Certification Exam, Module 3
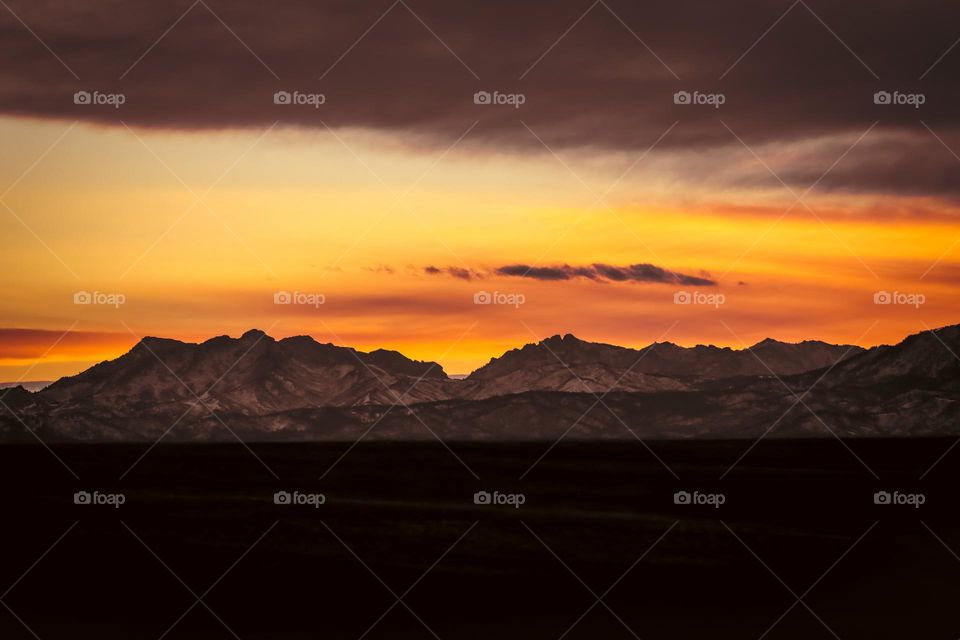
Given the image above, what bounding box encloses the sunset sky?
[2,0,960,380]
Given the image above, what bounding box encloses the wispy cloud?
[423,265,482,280]
[496,263,716,286]
[419,262,717,286]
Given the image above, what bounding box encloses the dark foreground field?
[1,439,959,639]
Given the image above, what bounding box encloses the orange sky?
[1,116,958,380]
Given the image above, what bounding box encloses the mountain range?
[1,325,957,441]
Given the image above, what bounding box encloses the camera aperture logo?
[74,490,126,508]
[274,290,325,308]
[273,490,326,508]
[473,490,525,509]
[273,90,326,109]
[474,290,525,308]
[473,90,526,109]
[74,290,126,308]
[873,490,924,508]
[673,490,725,508]
[73,90,126,109]
[674,290,725,308]
[873,90,924,108]
[674,90,725,109]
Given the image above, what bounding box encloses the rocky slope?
[37,329,455,415]
[1,325,955,441]
[459,334,863,398]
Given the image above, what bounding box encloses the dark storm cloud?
[496,263,717,286]
[3,0,960,195]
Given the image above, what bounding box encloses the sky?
[1,0,960,379]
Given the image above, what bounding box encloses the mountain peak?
[240,328,271,342]
[278,334,319,347]
[362,348,448,380]
[652,341,683,350]
[0,385,35,414]
[137,336,184,349]
[750,337,784,348]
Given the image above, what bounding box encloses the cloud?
[3,0,960,197]
[496,264,596,281]
[423,265,480,280]
[420,262,717,285]
[495,263,716,286]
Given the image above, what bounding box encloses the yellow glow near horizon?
[1,116,959,381]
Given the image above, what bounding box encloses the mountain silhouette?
[1,325,956,441]
[38,329,452,414]
[460,333,862,398]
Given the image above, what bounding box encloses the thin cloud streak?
[496,263,717,286]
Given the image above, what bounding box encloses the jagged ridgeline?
[1,325,957,441]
